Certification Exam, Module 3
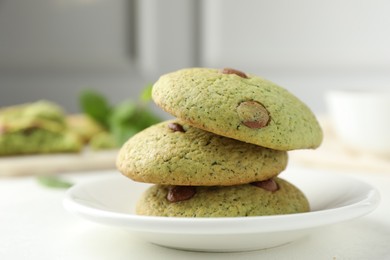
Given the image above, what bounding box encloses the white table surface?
[1,163,390,260]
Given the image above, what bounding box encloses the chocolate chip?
[251,179,279,192]
[220,68,248,78]
[237,101,270,129]
[168,122,186,132]
[167,186,196,202]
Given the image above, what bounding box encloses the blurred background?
[1,0,390,114]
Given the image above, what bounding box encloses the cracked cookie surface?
[116,119,287,186]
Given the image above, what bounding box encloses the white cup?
[325,89,390,157]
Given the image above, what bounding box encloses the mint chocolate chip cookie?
[136,177,310,217]
[116,119,287,186]
[0,100,82,155]
[152,67,323,151]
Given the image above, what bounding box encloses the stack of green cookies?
[116,68,323,217]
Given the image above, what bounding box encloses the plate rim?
[63,170,380,235]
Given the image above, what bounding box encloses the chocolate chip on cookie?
[237,101,270,129]
[251,179,279,192]
[167,186,196,202]
[168,122,186,132]
[220,68,248,78]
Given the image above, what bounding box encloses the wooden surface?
[290,118,390,173]
[0,149,118,177]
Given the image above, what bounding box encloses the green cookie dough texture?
[152,68,323,150]
[136,177,310,217]
[116,119,287,186]
[0,100,82,155]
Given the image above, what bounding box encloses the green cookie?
[152,67,323,151]
[116,119,287,186]
[136,177,310,217]
[0,100,82,155]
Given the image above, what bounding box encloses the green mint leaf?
[109,100,137,124]
[79,90,111,128]
[130,107,161,130]
[36,175,73,189]
[108,101,161,145]
[139,84,153,102]
[108,100,138,145]
[110,124,139,145]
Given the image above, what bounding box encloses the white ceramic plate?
[63,169,380,252]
